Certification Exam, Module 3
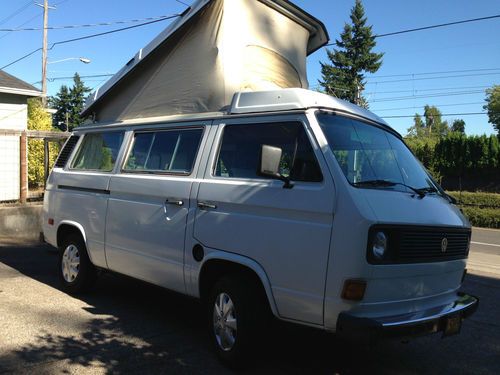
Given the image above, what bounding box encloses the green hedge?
[446,191,500,228]
[460,207,500,229]
[447,191,500,208]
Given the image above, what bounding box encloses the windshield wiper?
[352,179,436,198]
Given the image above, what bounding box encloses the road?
[0,228,499,374]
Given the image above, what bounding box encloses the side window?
[71,131,124,172]
[215,122,323,182]
[124,128,203,174]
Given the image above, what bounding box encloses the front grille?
[367,225,471,264]
[399,229,470,262]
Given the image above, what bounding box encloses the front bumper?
[336,292,478,342]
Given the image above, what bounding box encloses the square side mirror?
[260,145,282,177]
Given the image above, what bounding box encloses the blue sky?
[1,0,499,135]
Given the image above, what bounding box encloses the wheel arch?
[198,252,280,318]
[57,221,87,249]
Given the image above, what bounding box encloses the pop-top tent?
[82,0,329,122]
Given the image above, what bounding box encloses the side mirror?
[447,193,458,204]
[259,145,293,189]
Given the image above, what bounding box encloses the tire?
[58,233,96,294]
[207,274,269,368]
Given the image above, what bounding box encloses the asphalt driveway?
[0,238,499,374]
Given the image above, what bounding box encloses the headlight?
[372,231,387,259]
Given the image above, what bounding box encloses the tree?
[50,73,91,131]
[319,0,383,108]
[407,113,425,137]
[423,105,449,137]
[451,119,465,133]
[484,85,500,136]
[27,98,60,186]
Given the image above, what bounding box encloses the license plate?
[443,315,462,337]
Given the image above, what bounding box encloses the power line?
[325,14,500,46]
[0,14,181,32]
[365,85,490,95]
[32,73,115,84]
[366,72,500,85]
[0,14,181,70]
[381,112,491,119]
[366,67,500,79]
[371,102,486,112]
[0,12,42,40]
[375,14,500,38]
[369,90,485,103]
[0,1,32,27]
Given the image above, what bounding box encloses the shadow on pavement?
[0,242,499,374]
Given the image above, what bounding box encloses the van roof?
[77,89,390,130]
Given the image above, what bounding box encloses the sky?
[1,0,499,136]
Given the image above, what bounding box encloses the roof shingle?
[0,70,40,93]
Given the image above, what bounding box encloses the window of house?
[123,128,203,174]
[71,131,124,172]
[215,122,322,182]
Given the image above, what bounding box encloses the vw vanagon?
[43,88,478,365]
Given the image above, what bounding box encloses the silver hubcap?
[213,292,237,351]
[62,244,80,283]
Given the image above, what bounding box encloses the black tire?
[207,274,269,368]
[58,233,96,294]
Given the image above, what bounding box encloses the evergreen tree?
[50,73,91,131]
[319,0,383,108]
[484,85,500,136]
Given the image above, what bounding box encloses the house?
[0,70,42,201]
[82,0,328,122]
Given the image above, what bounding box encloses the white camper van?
[43,88,477,364]
[42,0,477,366]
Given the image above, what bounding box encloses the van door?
[193,117,335,325]
[105,126,206,293]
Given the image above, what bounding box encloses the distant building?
[0,70,41,201]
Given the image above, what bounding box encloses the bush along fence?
[406,133,500,192]
[447,191,500,229]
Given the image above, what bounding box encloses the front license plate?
[443,315,462,337]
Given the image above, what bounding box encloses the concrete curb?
[0,204,42,241]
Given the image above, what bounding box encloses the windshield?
[316,112,440,195]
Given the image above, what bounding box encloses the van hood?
[358,189,469,227]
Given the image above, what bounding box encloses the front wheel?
[58,233,96,294]
[207,275,269,368]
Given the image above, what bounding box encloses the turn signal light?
[342,279,367,301]
[48,218,54,225]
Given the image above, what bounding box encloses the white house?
[0,70,42,201]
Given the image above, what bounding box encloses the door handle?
[197,201,217,210]
[165,198,184,206]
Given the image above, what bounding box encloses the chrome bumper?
[336,293,478,341]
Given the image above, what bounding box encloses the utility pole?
[41,0,48,106]
[38,0,56,106]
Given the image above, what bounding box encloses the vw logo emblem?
[441,238,448,253]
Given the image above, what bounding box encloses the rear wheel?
[207,275,269,368]
[59,233,96,294]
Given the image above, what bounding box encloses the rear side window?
[71,131,124,172]
[215,122,322,182]
[123,128,203,174]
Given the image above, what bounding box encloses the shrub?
[27,98,60,187]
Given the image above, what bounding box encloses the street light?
[47,57,91,64]
[42,57,91,105]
